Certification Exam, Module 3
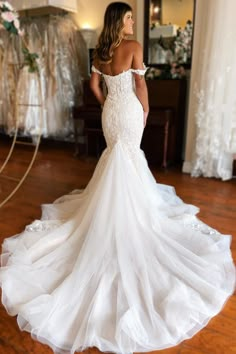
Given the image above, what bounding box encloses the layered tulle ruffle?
[1,141,235,354]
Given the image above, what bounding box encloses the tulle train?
[0,141,235,354]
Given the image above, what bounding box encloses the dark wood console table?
[142,79,187,166]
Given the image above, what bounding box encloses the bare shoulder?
[127,40,144,69]
[123,39,142,52]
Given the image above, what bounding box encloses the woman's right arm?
[90,64,105,106]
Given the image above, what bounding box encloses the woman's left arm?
[131,41,149,122]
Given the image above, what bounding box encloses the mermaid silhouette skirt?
[0,68,235,354]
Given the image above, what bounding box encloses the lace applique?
[183,218,219,236]
[25,219,64,232]
[101,70,144,166]
[191,73,236,181]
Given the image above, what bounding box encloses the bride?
[0,2,235,354]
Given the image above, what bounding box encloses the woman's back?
[96,39,139,76]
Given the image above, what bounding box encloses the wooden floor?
[0,139,235,354]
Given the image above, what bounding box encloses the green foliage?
[3,20,18,34]
[22,47,39,73]
[0,1,39,73]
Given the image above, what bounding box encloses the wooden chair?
[73,80,105,157]
[142,107,174,168]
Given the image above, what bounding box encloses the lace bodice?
[91,65,146,97]
[91,65,147,155]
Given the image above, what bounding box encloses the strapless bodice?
[103,70,136,97]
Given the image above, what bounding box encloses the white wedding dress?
[0,66,235,354]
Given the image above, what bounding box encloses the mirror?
[144,0,195,67]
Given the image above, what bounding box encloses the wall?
[73,0,137,43]
[136,0,144,44]
[162,0,194,27]
[182,0,199,173]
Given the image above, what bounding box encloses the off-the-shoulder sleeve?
[131,64,147,76]
[91,65,102,75]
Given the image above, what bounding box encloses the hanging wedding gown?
[0,66,235,354]
[0,15,86,137]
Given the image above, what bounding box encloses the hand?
[143,111,149,127]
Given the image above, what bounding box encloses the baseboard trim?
[182,161,192,174]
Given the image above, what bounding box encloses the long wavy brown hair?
[93,2,132,64]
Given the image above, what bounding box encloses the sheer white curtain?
[189,0,236,180]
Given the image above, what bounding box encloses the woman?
[0,2,235,354]
[90,2,149,126]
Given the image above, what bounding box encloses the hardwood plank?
[206,313,236,337]
[138,348,180,354]
[180,346,210,354]
[220,296,236,320]
[182,328,236,354]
